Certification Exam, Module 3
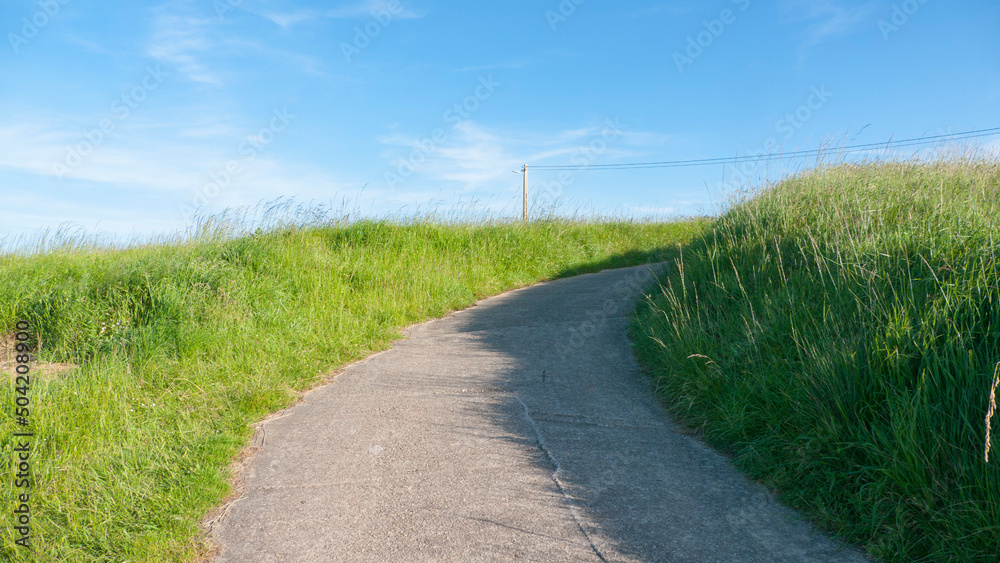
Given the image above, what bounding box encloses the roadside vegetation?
[8,155,997,562]
[632,157,1000,561]
[0,213,704,561]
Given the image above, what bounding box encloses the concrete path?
[209,264,871,562]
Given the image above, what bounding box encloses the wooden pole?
[522,164,528,223]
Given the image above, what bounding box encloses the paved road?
[210,264,871,562]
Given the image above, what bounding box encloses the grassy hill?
[0,219,703,561]
[632,158,1000,561]
[6,157,998,561]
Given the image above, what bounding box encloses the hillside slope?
[0,219,702,561]
[632,159,1000,561]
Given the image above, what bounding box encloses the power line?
[529,126,1000,171]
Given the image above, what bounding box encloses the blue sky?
[1,0,998,244]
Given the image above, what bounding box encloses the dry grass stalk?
[986,363,999,463]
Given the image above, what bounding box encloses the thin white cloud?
[248,1,424,28]
[0,116,354,206]
[147,3,341,84]
[808,3,874,41]
[378,120,674,190]
[0,123,71,176]
[147,6,221,85]
[61,35,113,55]
[0,120,368,242]
[0,122,214,192]
[0,116,670,205]
[782,0,878,59]
[629,4,692,18]
[263,10,317,28]
[1,196,187,245]
[454,49,572,73]
[379,121,516,187]
[520,124,671,153]
[431,123,514,185]
[178,123,245,139]
[453,59,533,73]
[326,0,424,20]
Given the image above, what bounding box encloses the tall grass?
[0,215,704,561]
[632,158,1000,561]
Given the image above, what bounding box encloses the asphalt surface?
[210,263,871,562]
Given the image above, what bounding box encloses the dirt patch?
[1,332,77,382]
[0,332,15,364]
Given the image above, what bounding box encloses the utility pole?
[522,164,528,223]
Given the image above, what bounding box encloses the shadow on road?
[443,262,870,562]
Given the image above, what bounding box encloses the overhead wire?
[528,126,1000,171]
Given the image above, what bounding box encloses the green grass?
[0,216,704,561]
[632,158,1000,561]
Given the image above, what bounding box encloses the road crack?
[513,393,608,563]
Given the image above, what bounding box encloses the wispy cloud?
[223,35,336,79]
[245,1,422,31]
[628,4,693,18]
[378,120,672,190]
[0,123,75,177]
[61,35,113,55]
[263,10,318,28]
[177,122,245,139]
[782,0,877,59]
[147,6,221,85]
[326,0,423,20]
[0,114,351,201]
[379,122,515,187]
[147,2,340,83]
[0,114,368,240]
[0,120,215,191]
[453,59,534,73]
[453,49,573,73]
